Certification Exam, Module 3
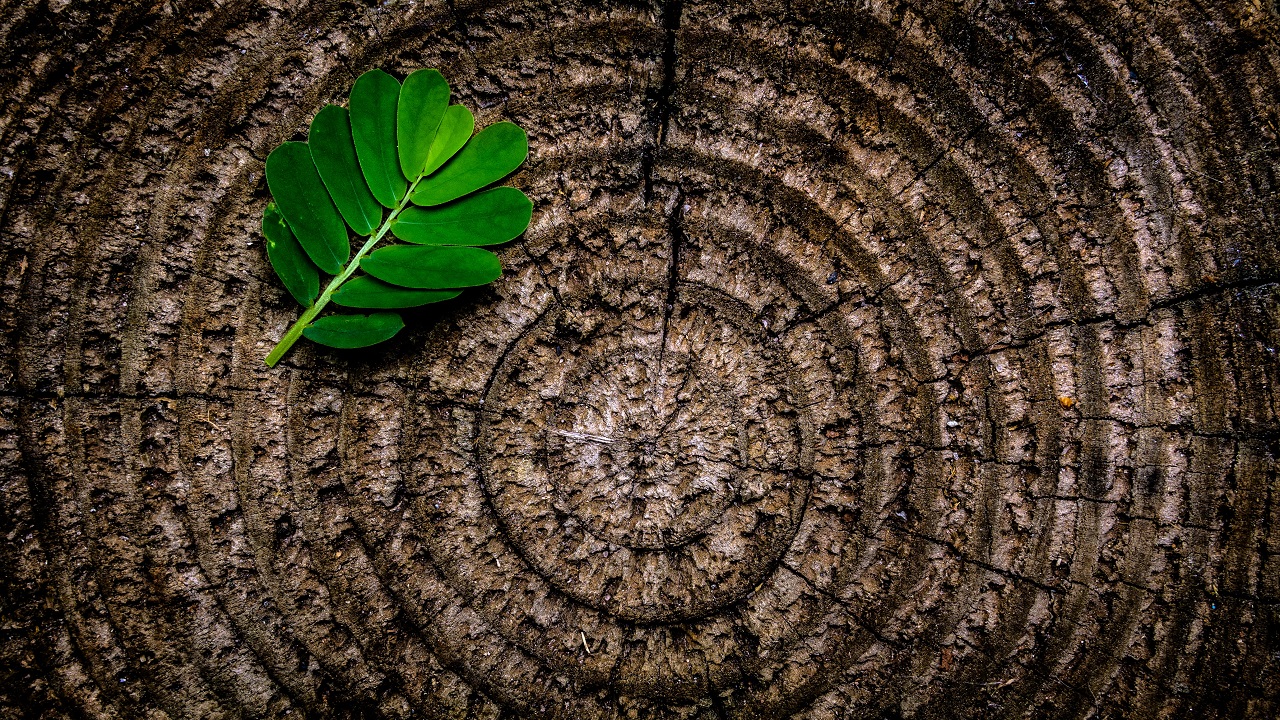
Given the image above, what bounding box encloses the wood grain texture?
[1,1,1278,718]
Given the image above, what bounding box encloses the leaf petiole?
[264,177,423,367]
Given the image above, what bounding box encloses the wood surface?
[1,1,1278,718]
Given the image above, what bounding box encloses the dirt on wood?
[1,1,1278,718]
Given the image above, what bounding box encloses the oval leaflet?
[262,202,319,306]
[361,245,504,289]
[303,312,405,349]
[391,187,533,246]
[332,276,463,309]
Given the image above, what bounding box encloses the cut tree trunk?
[1,1,1278,718]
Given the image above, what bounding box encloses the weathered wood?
[1,1,1278,718]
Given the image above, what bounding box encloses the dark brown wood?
[2,1,1278,718]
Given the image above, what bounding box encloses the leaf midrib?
[264,173,425,367]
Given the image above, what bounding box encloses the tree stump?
[2,1,1278,718]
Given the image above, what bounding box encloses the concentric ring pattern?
[2,1,1279,718]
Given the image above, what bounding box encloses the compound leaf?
[262,68,533,366]
[391,187,532,245]
[262,202,320,305]
[309,104,382,236]
[265,141,348,274]
[421,104,474,177]
[332,275,462,308]
[350,69,407,208]
[303,312,404,348]
[361,245,502,288]
[412,121,527,206]
[398,69,450,180]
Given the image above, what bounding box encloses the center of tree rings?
[477,284,813,622]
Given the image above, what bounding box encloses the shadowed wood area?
[1,0,1279,718]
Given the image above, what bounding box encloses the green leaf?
[350,69,407,208]
[391,187,532,246]
[265,141,349,274]
[421,104,474,177]
[397,69,450,180]
[262,68,533,367]
[361,245,502,288]
[411,121,528,206]
[303,312,404,348]
[262,202,320,305]
[332,275,462,308]
[309,105,383,236]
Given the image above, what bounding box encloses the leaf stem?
[264,178,422,366]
